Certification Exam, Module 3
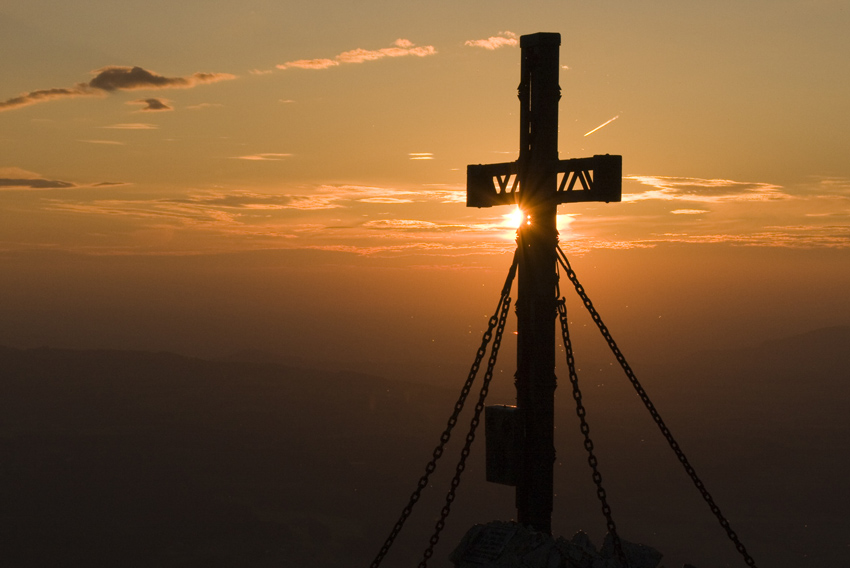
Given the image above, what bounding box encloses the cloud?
[232,153,292,161]
[0,167,45,179]
[173,192,295,210]
[359,197,414,204]
[363,219,440,230]
[0,66,235,112]
[670,209,709,215]
[311,184,463,206]
[88,66,234,91]
[625,176,789,203]
[630,228,850,249]
[281,59,340,70]
[796,176,850,199]
[79,139,126,145]
[409,152,434,160]
[186,102,223,110]
[128,98,172,112]
[464,31,518,50]
[174,190,343,211]
[277,39,436,70]
[102,123,159,130]
[50,199,240,227]
[362,219,469,232]
[0,86,98,112]
[0,177,75,190]
[34,183,504,256]
[0,167,123,190]
[54,185,458,225]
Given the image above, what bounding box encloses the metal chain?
[556,246,758,568]
[369,251,518,568]
[418,285,513,567]
[556,292,628,567]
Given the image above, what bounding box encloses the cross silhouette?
[467,32,622,534]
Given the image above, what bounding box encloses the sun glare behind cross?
[502,206,572,240]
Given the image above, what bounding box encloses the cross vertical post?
[467,32,622,535]
[514,32,560,535]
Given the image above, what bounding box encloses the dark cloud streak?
[0,169,127,191]
[89,67,232,92]
[0,66,235,112]
[0,85,95,111]
[0,177,76,190]
[129,98,173,112]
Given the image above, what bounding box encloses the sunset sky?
[2,0,849,379]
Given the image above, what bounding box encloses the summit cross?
[466,32,622,534]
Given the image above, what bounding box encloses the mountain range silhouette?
[1,326,847,567]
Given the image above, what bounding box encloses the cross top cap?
[519,32,561,48]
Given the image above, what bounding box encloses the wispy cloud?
[359,197,414,204]
[0,66,235,112]
[277,39,436,71]
[282,59,340,70]
[186,102,223,110]
[0,87,103,112]
[50,199,239,226]
[79,139,125,145]
[24,168,850,256]
[312,184,463,206]
[363,219,442,230]
[465,31,518,50]
[797,176,850,199]
[409,152,434,160]
[128,98,172,112]
[232,153,292,161]
[88,66,234,91]
[172,192,295,210]
[173,190,351,212]
[47,186,462,236]
[0,167,123,190]
[625,176,789,203]
[0,177,75,190]
[634,227,850,249]
[102,123,159,130]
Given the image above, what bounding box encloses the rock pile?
[450,521,666,568]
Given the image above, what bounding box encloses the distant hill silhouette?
[1,327,848,567]
[0,346,462,567]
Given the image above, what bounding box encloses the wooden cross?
[467,32,622,534]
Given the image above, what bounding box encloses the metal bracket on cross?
[467,154,622,208]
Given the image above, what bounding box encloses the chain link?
[369,252,518,568]
[556,291,628,567]
[418,290,513,567]
[556,246,758,568]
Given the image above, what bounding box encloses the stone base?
[449,521,665,568]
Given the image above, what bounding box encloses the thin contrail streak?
[584,115,619,137]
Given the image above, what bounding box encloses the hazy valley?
[1,326,848,567]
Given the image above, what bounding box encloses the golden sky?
[1,0,849,369]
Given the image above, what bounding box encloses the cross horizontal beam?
[466,154,622,208]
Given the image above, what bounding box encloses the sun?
[503,206,529,230]
[499,207,573,239]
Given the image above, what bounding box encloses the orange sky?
[1,1,849,374]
